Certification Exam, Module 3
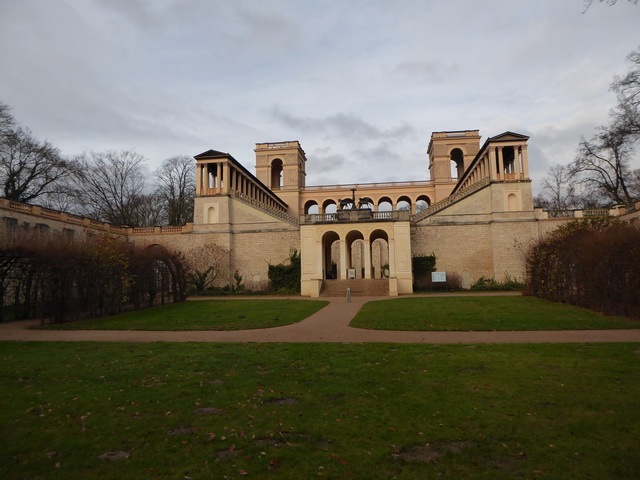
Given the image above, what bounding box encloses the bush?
[525,218,640,318]
[412,254,436,289]
[470,274,525,292]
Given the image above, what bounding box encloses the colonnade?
[196,159,288,213]
[458,144,529,191]
[305,196,431,215]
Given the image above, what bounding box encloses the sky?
[1,0,639,194]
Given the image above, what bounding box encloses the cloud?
[395,60,459,83]
[270,107,415,141]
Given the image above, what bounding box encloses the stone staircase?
[320,279,389,297]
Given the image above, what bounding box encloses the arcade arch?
[323,199,337,214]
[378,197,393,212]
[370,229,390,279]
[416,195,431,213]
[304,200,319,215]
[321,231,340,279]
[397,195,412,212]
[345,230,365,278]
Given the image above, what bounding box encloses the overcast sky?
[1,0,639,193]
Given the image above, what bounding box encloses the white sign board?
[348,269,356,279]
[431,271,447,283]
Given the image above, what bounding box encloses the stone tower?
[254,141,307,215]
[427,130,481,183]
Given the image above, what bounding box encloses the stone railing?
[304,179,433,191]
[129,224,194,235]
[546,208,613,219]
[300,209,410,224]
[230,189,298,226]
[1,198,129,234]
[1,198,194,236]
[412,177,491,222]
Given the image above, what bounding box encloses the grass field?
[39,299,328,331]
[1,341,639,479]
[350,296,640,331]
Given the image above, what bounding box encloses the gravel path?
[1,292,639,344]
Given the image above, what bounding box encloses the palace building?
[2,129,638,296]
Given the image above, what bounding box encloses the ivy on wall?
[268,249,301,293]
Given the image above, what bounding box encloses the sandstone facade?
[3,129,638,296]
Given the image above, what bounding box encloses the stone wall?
[128,228,300,290]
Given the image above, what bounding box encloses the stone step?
[320,279,389,297]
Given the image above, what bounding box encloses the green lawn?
[350,296,640,331]
[40,299,328,331]
[1,341,639,479]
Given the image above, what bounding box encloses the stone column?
[388,237,396,278]
[222,162,230,194]
[363,238,372,279]
[497,147,504,181]
[522,145,529,178]
[514,146,522,178]
[339,239,348,280]
[196,163,203,195]
[488,151,497,181]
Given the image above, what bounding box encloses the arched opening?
[321,231,340,279]
[323,199,338,214]
[450,148,464,179]
[304,200,319,215]
[397,195,412,212]
[508,193,518,211]
[270,158,283,190]
[345,230,365,279]
[416,195,431,213]
[370,229,390,279]
[378,197,393,212]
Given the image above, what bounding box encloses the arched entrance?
[321,231,340,279]
[345,230,365,279]
[300,221,413,297]
[370,229,390,279]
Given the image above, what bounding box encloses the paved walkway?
[1,292,639,344]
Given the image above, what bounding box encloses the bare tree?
[538,164,579,211]
[74,150,150,226]
[0,102,75,203]
[583,0,638,11]
[131,192,167,227]
[0,102,15,137]
[561,48,640,207]
[611,47,640,138]
[572,127,637,206]
[153,155,195,225]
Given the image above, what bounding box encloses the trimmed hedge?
[525,217,640,319]
[1,230,187,323]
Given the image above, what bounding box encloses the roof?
[486,131,530,143]
[193,149,231,160]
